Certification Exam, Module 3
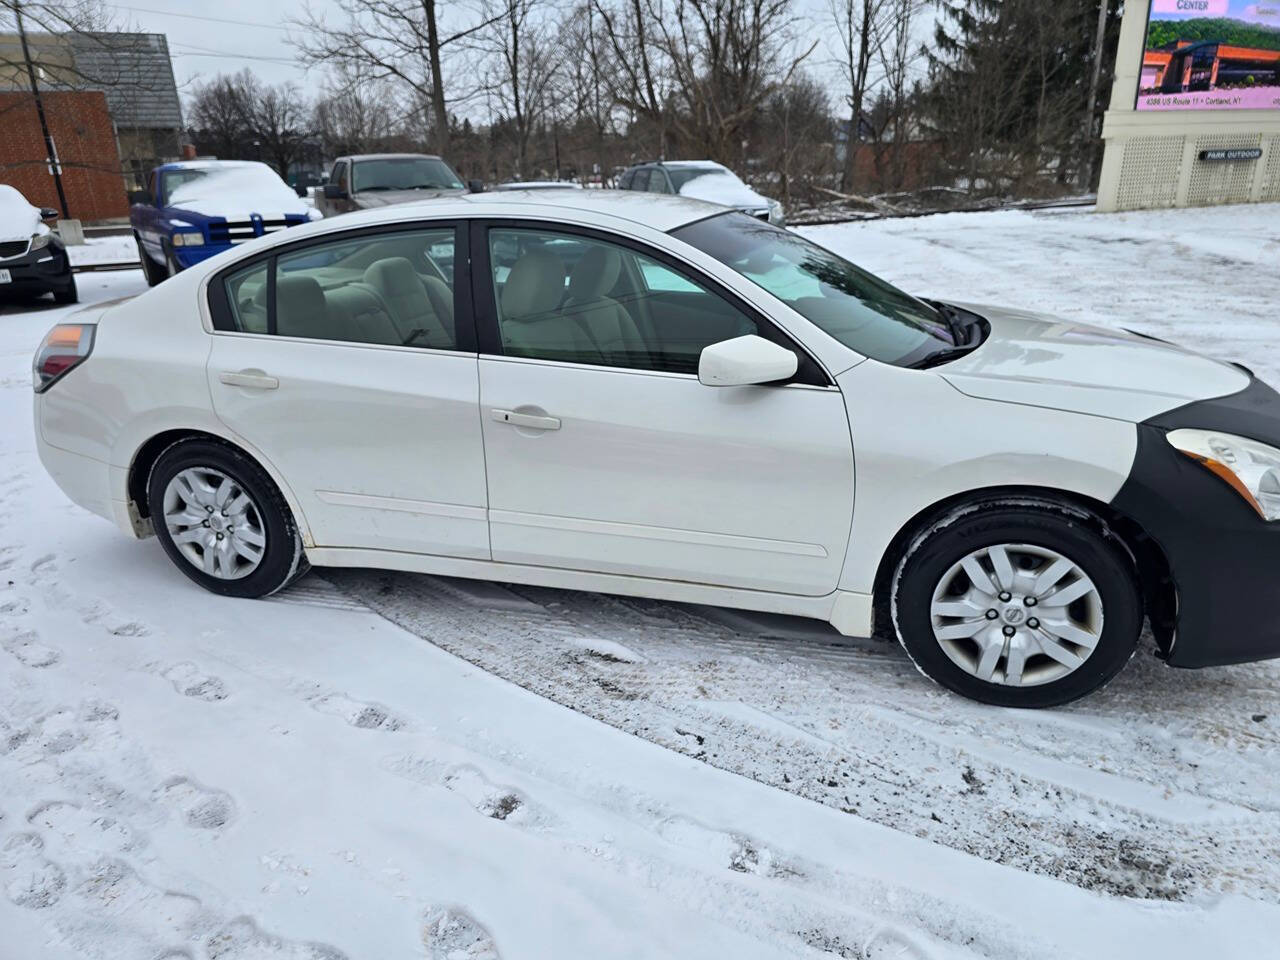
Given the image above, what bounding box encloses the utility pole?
[15,0,70,217]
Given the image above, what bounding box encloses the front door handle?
[491,408,561,431]
[219,370,279,390]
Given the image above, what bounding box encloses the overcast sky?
[104,0,921,115]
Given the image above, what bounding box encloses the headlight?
[1167,428,1280,520]
[171,231,204,247]
[30,232,52,251]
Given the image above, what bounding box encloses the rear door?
[473,221,855,596]
[205,221,489,558]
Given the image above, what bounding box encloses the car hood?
[937,302,1250,423]
[351,188,467,208]
[0,188,40,242]
[676,179,772,212]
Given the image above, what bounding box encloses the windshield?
[353,158,464,192]
[672,212,954,366]
[667,167,742,192]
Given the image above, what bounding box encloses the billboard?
[1137,0,1280,111]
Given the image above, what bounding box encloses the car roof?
[157,160,267,172]
[659,160,726,170]
[456,189,723,230]
[630,160,726,171]
[340,153,446,162]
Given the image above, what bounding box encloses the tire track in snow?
[326,568,1280,903]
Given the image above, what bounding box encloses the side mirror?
[467,179,485,193]
[323,183,348,200]
[39,207,59,220]
[698,335,797,387]
[127,190,151,206]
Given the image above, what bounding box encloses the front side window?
[488,227,758,374]
[221,227,459,349]
[673,212,953,367]
[352,157,464,193]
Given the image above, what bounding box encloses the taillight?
[33,323,95,393]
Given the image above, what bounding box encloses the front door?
[475,223,854,596]
[206,222,489,558]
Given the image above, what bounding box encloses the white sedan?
[32,192,1280,706]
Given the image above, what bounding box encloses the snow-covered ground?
[2,204,1279,959]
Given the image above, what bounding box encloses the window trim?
[206,220,477,353]
[469,218,831,387]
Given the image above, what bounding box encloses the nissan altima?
[32,192,1280,706]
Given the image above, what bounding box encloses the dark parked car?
[0,184,76,304]
[317,154,479,217]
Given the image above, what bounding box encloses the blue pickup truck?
[129,160,318,286]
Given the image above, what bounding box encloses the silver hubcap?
[929,543,1104,687]
[162,467,266,580]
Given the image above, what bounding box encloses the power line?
[169,48,299,64]
[106,3,293,33]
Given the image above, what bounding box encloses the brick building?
[0,88,128,220]
[1,30,182,220]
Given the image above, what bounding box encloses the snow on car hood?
[166,164,310,219]
[351,187,467,208]
[676,174,772,211]
[938,302,1250,423]
[0,184,40,242]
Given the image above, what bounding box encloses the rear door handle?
[219,370,279,390]
[490,408,561,431]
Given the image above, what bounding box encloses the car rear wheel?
[147,439,308,598]
[891,501,1141,707]
[136,236,167,287]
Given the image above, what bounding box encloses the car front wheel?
[136,236,167,287]
[891,501,1141,707]
[147,439,308,598]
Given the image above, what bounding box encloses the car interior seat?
[563,246,650,365]
[362,257,455,348]
[499,248,598,362]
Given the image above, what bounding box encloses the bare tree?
[188,70,311,179]
[556,2,621,183]
[292,0,500,157]
[829,0,886,189]
[591,0,676,158]
[655,0,817,163]
[313,65,402,157]
[867,0,922,191]
[479,0,560,178]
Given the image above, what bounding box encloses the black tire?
[136,235,167,287]
[164,242,181,278]
[891,500,1141,708]
[147,439,309,598]
[53,274,78,305]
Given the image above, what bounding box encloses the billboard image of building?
[1137,0,1280,111]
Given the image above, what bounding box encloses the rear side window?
[645,169,669,193]
[617,169,635,190]
[225,261,269,333]
[217,227,461,349]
